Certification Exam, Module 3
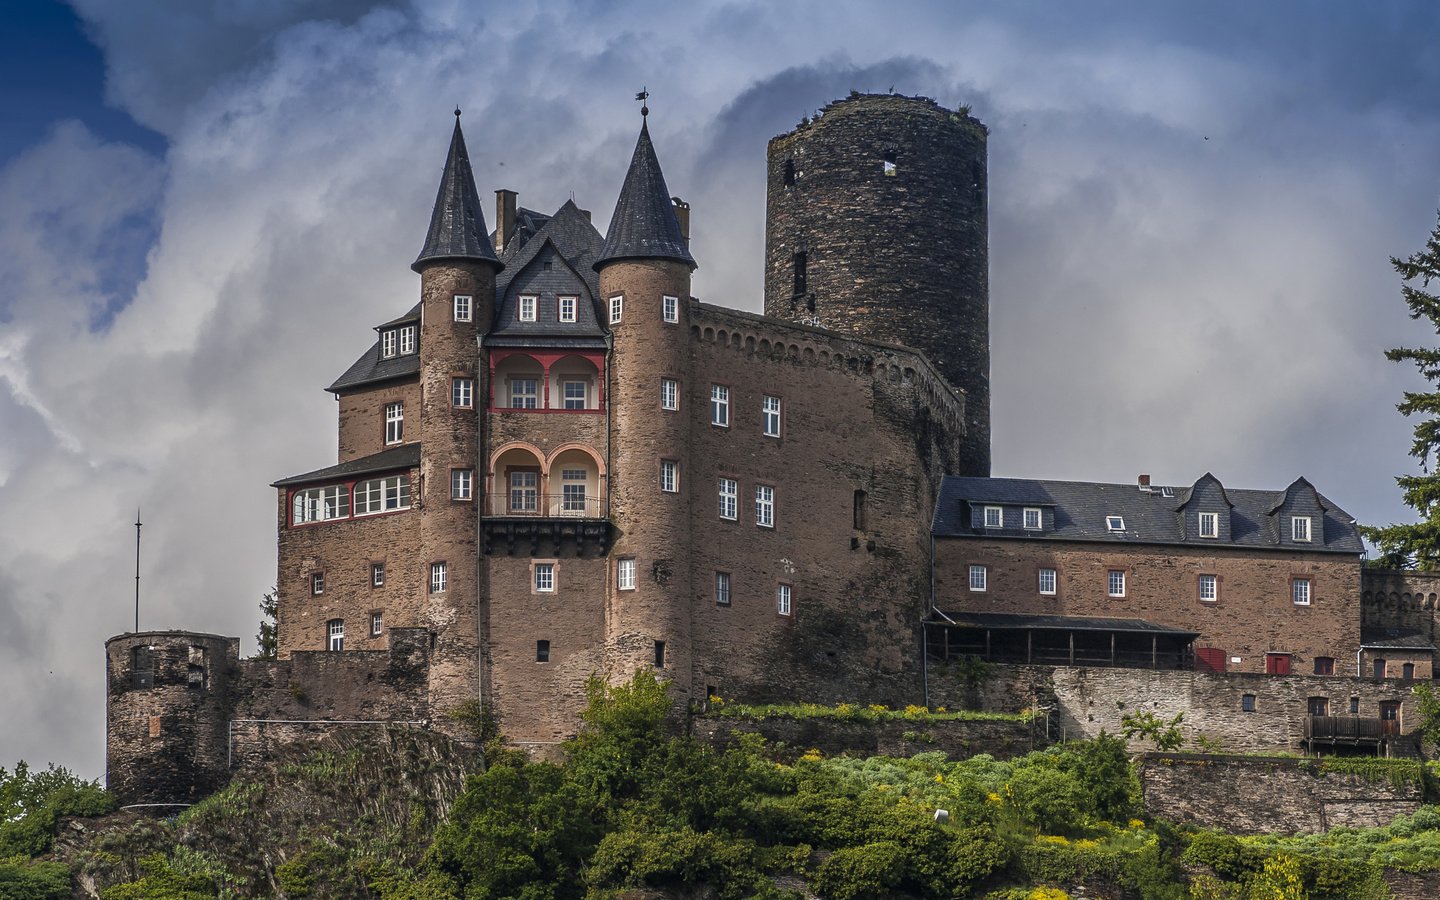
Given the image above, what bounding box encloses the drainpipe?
[922,531,935,708]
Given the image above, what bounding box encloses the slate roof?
[412,115,501,273]
[272,443,421,488]
[486,201,608,348]
[929,611,1199,637]
[1360,626,1438,651]
[595,120,696,271]
[933,476,1363,553]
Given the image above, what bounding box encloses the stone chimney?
[1138,474,1151,491]
[495,189,517,253]
[671,196,690,245]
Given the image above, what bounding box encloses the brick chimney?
[1138,474,1151,491]
[494,189,517,253]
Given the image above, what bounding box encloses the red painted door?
[1196,647,1227,673]
[1265,653,1292,675]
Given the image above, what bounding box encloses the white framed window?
[983,506,1003,528]
[452,377,474,408]
[384,402,404,445]
[399,325,416,355]
[381,329,398,359]
[562,380,587,410]
[354,474,411,516]
[534,563,555,593]
[1106,516,1126,533]
[370,611,383,636]
[1292,516,1312,542]
[716,571,731,605]
[558,295,577,323]
[560,469,587,512]
[661,377,679,411]
[776,584,792,616]
[1023,507,1042,530]
[1038,567,1056,595]
[518,295,537,322]
[430,562,447,594]
[451,469,473,501]
[1108,569,1126,598]
[662,294,679,323]
[371,563,385,588]
[969,564,987,591]
[660,459,679,493]
[453,294,472,322]
[609,294,623,324]
[755,485,775,528]
[509,471,538,512]
[311,572,325,595]
[718,478,738,520]
[617,557,636,590]
[710,384,730,427]
[1199,512,1219,538]
[1292,577,1311,606]
[327,619,344,651]
[509,378,538,409]
[762,395,782,437]
[291,484,350,525]
[1199,574,1218,602]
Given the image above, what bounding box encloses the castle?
[105,93,1440,806]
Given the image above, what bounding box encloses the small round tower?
[764,93,990,476]
[104,631,237,806]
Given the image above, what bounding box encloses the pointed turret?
[413,111,502,273]
[595,119,696,271]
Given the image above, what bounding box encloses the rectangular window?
[451,469,473,501]
[384,402,404,444]
[660,377,679,411]
[291,484,350,525]
[354,474,411,516]
[452,377,474,408]
[534,563,555,593]
[327,619,344,651]
[718,478,738,520]
[1292,516,1312,542]
[1023,507,1042,530]
[509,378,538,409]
[562,380,587,410]
[381,329,398,358]
[399,325,416,355]
[762,395,782,437]
[617,558,636,591]
[1292,577,1311,605]
[662,294,679,323]
[715,571,731,606]
[509,471,538,512]
[1108,569,1126,598]
[1106,515,1126,532]
[1350,696,1360,714]
[536,640,550,663]
[558,295,577,323]
[653,639,667,668]
[755,485,775,528]
[660,459,679,493]
[1199,574,1218,602]
[609,294,623,324]
[1199,512,1218,538]
[710,384,730,427]
[311,572,325,595]
[1314,656,1335,676]
[853,490,867,530]
[561,469,587,512]
[371,562,385,588]
[1241,694,1256,713]
[776,584,792,616]
[1038,567,1056,595]
[453,294,472,322]
[792,251,807,296]
[983,506,1003,528]
[518,295,537,322]
[370,611,383,636]
[430,562,447,594]
[1308,696,1329,717]
[969,564,987,592]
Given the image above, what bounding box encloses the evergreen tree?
[255,588,278,659]
[1365,213,1440,568]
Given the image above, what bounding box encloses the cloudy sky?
[3,0,1440,779]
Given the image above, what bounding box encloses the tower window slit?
[792,251,807,296]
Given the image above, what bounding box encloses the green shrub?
[98,854,215,900]
[1004,765,1085,835]
[0,856,72,900]
[0,762,115,858]
[812,841,907,900]
[585,826,764,899]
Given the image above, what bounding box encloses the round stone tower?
[104,631,237,806]
[764,93,990,476]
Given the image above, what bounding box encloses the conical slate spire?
[595,120,696,271]
[412,112,502,273]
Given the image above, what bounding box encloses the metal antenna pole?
[134,509,142,632]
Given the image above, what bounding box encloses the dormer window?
[558,296,577,323]
[1023,507,1042,530]
[518,295,537,322]
[1106,516,1125,533]
[1292,516,1312,542]
[398,325,416,355]
[381,330,397,359]
[983,506,1003,528]
[1198,512,1218,538]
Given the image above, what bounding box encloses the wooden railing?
[1304,715,1385,741]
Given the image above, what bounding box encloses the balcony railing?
[483,493,605,519]
[1304,715,1390,742]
